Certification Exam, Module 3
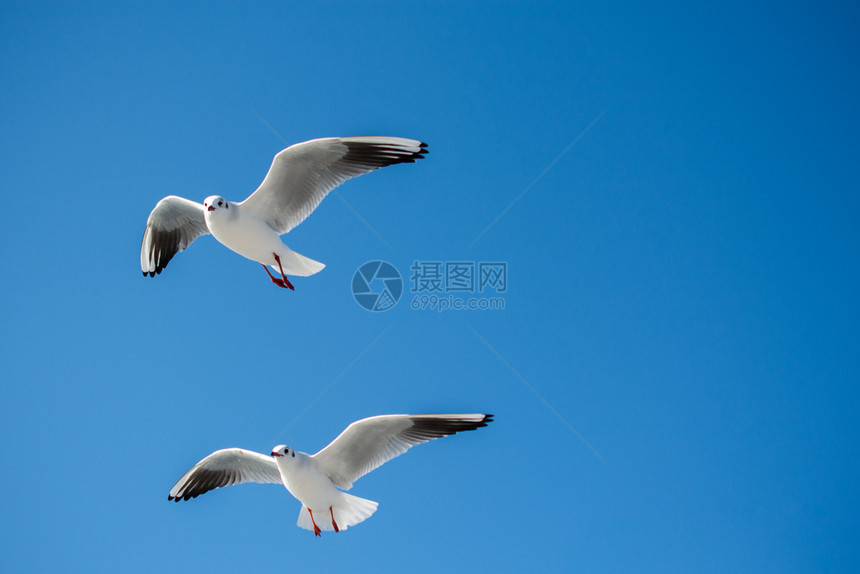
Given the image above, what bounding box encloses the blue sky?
[2,1,859,572]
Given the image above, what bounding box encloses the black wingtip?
[341,139,429,169]
[404,414,496,442]
[473,414,493,428]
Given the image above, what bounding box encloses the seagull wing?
[168,448,282,501]
[239,136,427,234]
[312,414,493,490]
[141,196,210,276]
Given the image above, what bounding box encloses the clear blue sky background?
[2,2,858,572]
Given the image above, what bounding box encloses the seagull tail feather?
[296,494,378,533]
[270,248,325,277]
[336,492,378,529]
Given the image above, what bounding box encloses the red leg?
[260,262,294,290]
[261,264,289,288]
[273,254,295,290]
[308,508,321,537]
[330,506,340,533]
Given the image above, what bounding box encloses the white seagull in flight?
[140,136,427,289]
[168,414,492,536]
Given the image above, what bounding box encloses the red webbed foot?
[260,264,295,290]
[330,506,340,533]
[308,508,322,537]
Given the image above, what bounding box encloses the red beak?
[272,452,281,457]
[207,205,215,211]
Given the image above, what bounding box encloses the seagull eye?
[218,201,223,206]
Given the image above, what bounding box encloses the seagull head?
[272,445,295,459]
[203,195,230,214]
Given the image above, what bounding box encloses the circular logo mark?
[352,261,403,312]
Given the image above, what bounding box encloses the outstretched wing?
[140,196,209,276]
[168,448,282,501]
[239,136,427,234]
[312,414,492,490]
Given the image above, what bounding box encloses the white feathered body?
[204,202,325,277]
[275,451,337,508]
[274,451,378,532]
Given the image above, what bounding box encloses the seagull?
[168,413,492,535]
[140,137,427,289]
